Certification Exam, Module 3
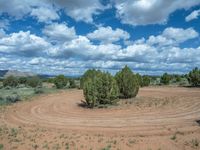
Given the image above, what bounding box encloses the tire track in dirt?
[3,87,200,136]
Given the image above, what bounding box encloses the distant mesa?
[0,70,36,78]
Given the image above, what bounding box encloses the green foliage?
[83,70,119,108]
[101,145,111,150]
[135,73,142,86]
[54,75,68,89]
[179,77,189,86]
[27,76,42,88]
[18,77,28,84]
[69,79,76,88]
[34,87,44,94]
[175,75,181,82]
[5,94,21,103]
[47,78,55,83]
[141,75,151,87]
[0,144,3,150]
[0,85,58,105]
[187,67,200,86]
[80,69,102,89]
[0,94,21,105]
[160,73,171,85]
[3,76,18,87]
[135,74,150,87]
[115,66,139,99]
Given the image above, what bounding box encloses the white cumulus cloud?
[112,0,200,25]
[43,23,77,43]
[31,7,60,23]
[87,26,130,44]
[185,9,200,22]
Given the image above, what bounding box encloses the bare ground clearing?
[0,87,200,150]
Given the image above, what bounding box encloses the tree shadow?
[196,120,200,126]
[182,85,200,88]
[77,100,91,108]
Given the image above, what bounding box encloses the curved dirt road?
[2,87,200,136]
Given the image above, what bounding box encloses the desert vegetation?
[1,67,199,107]
[80,66,200,108]
[0,74,79,105]
[81,66,139,108]
[187,67,200,86]
[115,66,139,98]
[83,70,119,107]
[0,67,200,150]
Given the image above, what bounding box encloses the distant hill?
[0,70,8,77]
[0,70,36,78]
[0,70,81,79]
[38,74,56,79]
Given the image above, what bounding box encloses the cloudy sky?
[0,0,200,76]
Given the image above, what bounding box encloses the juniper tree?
[115,65,139,98]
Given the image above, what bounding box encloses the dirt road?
[1,87,200,150]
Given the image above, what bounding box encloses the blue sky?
[0,0,200,76]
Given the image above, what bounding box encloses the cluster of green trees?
[187,67,200,86]
[53,75,76,89]
[135,74,151,87]
[159,67,200,86]
[1,76,43,105]
[81,66,139,108]
[2,76,42,88]
[2,75,78,90]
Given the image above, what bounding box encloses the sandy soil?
[0,87,200,150]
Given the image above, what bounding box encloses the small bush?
[27,76,42,88]
[18,77,28,84]
[69,79,76,88]
[141,75,151,87]
[54,75,68,89]
[160,73,171,85]
[3,76,18,87]
[0,144,3,150]
[187,67,200,86]
[135,73,142,86]
[34,88,44,94]
[179,78,189,86]
[115,66,139,99]
[5,94,21,103]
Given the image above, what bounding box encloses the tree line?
[1,67,199,107]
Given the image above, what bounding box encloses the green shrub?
[47,78,55,83]
[115,66,139,99]
[141,75,151,87]
[54,75,68,89]
[160,73,171,85]
[69,79,76,88]
[18,77,28,84]
[83,71,119,108]
[0,144,3,150]
[80,69,102,89]
[27,76,42,88]
[179,78,189,86]
[135,73,142,86]
[83,78,98,107]
[3,76,18,87]
[5,94,21,103]
[96,72,119,105]
[34,88,44,94]
[187,67,200,86]
[175,75,181,82]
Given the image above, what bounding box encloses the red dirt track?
[1,87,200,150]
